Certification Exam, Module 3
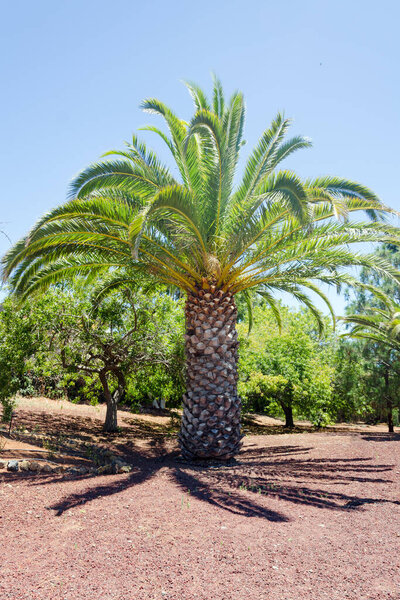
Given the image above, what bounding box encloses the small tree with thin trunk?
[46,287,182,432]
[58,314,136,432]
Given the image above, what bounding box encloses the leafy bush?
[238,372,287,414]
[238,303,335,425]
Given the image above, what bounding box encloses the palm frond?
[233,112,291,204]
[183,80,211,111]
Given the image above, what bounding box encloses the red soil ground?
[0,397,399,600]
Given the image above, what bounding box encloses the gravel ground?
[0,401,399,599]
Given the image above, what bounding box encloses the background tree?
[0,285,184,430]
[238,305,335,427]
[3,78,400,459]
[0,298,39,421]
[339,243,400,432]
[340,302,400,432]
[346,244,400,312]
[331,339,371,422]
[54,290,182,431]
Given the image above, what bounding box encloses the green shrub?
[238,372,287,414]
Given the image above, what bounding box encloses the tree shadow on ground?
[241,416,314,436]
[4,408,399,522]
[8,438,397,523]
[361,433,400,442]
[10,409,174,445]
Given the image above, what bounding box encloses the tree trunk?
[104,396,118,432]
[282,403,294,428]
[179,287,242,460]
[384,367,394,433]
[387,400,394,433]
[99,370,119,433]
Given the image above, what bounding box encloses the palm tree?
[3,77,400,459]
[341,305,400,352]
[341,304,400,432]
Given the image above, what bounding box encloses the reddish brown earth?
[0,398,399,600]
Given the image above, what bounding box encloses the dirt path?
[0,398,399,599]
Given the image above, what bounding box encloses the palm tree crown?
[3,77,400,318]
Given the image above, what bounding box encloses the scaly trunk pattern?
[179,287,242,460]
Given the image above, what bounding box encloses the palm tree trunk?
[179,287,242,460]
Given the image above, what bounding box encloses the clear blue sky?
[1,0,399,312]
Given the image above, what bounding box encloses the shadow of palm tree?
[12,409,169,443]
[5,409,399,521]
[8,439,395,523]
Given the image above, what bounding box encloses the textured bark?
[179,286,242,460]
[100,370,125,433]
[278,392,294,428]
[104,396,118,432]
